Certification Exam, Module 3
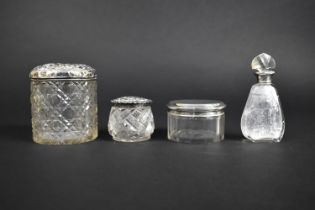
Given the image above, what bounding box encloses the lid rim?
[167,99,226,111]
[111,96,152,105]
[30,75,97,79]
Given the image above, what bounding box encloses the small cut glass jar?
[167,100,226,143]
[30,63,98,145]
[108,96,154,142]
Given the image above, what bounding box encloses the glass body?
[168,110,225,143]
[31,79,98,144]
[108,105,154,142]
[241,81,285,142]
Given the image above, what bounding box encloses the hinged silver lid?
[30,63,97,79]
[168,100,226,111]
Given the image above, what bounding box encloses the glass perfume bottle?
[241,53,285,142]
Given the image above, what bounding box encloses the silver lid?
[111,96,152,105]
[30,63,97,79]
[168,100,226,111]
[251,53,276,75]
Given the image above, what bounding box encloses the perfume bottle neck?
[257,74,273,84]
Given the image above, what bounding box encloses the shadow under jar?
[108,96,154,142]
[167,100,226,143]
[30,63,98,145]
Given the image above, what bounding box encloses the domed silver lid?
[168,100,226,111]
[111,96,152,105]
[30,63,97,79]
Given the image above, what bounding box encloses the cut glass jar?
[30,63,98,145]
[108,96,154,142]
[167,100,226,143]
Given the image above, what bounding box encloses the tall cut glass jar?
[30,63,98,145]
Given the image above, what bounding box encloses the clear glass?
[241,53,285,142]
[168,110,225,143]
[108,100,154,142]
[31,79,98,144]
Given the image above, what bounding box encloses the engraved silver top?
[111,96,152,105]
[30,63,97,79]
[168,100,226,111]
[251,53,276,74]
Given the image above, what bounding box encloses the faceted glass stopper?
[251,53,276,74]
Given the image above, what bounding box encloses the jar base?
[33,131,98,145]
[168,138,222,144]
[112,136,151,143]
[242,138,281,143]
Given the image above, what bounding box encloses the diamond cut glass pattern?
[108,96,154,142]
[30,64,97,144]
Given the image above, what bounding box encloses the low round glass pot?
[167,100,225,143]
[108,96,154,142]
